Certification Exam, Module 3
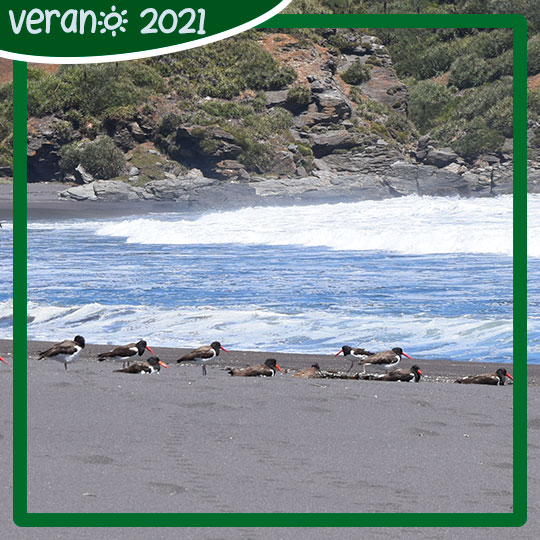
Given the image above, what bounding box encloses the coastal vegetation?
[0,0,538,180]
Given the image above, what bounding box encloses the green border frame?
[13,13,527,528]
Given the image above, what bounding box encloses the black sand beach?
[1,340,538,538]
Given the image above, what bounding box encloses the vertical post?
[512,17,528,525]
[12,60,28,523]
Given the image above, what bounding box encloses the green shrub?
[341,60,371,85]
[102,105,136,129]
[159,112,182,136]
[455,77,513,121]
[385,111,413,142]
[59,142,83,173]
[484,96,513,138]
[201,100,254,119]
[408,80,453,132]
[60,136,125,179]
[468,29,513,59]
[528,35,540,76]
[0,81,13,142]
[286,85,312,106]
[528,89,540,118]
[450,120,505,160]
[52,121,73,143]
[531,128,540,149]
[365,55,382,66]
[160,36,296,98]
[327,29,363,52]
[28,62,164,118]
[80,136,125,178]
[486,49,513,81]
[449,54,488,90]
[265,108,294,132]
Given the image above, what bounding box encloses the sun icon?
[97,6,128,37]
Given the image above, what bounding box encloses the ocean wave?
[19,194,540,257]
[0,300,517,362]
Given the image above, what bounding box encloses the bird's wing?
[98,344,137,359]
[39,340,78,358]
[362,350,393,364]
[178,345,213,362]
[352,348,374,356]
[114,362,150,374]
[232,364,270,377]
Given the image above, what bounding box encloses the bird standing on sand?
[98,339,155,368]
[293,363,323,378]
[334,346,374,373]
[0,356,8,365]
[373,365,423,383]
[176,341,230,375]
[114,356,169,374]
[38,335,85,370]
[227,358,283,377]
[340,346,414,374]
[455,368,513,386]
[359,347,414,374]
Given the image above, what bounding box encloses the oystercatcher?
[114,356,169,374]
[455,368,512,386]
[293,363,323,378]
[98,339,155,368]
[38,335,85,370]
[0,356,8,365]
[356,347,413,374]
[334,346,374,372]
[374,365,423,382]
[227,358,283,377]
[176,341,230,376]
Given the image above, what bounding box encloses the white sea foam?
[7,299,515,362]
[21,194,540,257]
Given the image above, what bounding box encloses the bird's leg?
[347,360,354,373]
[202,365,207,376]
[64,363,68,370]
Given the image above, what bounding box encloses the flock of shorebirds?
[0,334,514,386]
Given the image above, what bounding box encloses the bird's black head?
[411,365,423,382]
[136,340,148,355]
[312,363,321,370]
[147,356,160,366]
[495,368,511,385]
[392,347,403,355]
[74,335,85,348]
[211,341,221,352]
[341,345,352,356]
[264,358,284,373]
[147,356,169,369]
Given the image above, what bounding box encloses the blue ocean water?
[0,194,538,363]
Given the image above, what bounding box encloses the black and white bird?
[38,335,85,370]
[357,347,414,374]
[455,368,513,386]
[334,346,374,373]
[114,356,169,374]
[227,358,283,377]
[98,339,155,368]
[176,341,230,376]
[0,355,8,365]
[336,346,413,374]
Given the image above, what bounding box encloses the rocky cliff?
[19,29,529,204]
